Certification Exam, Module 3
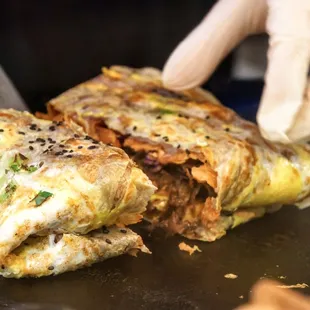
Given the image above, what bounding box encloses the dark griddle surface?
[2,206,310,310]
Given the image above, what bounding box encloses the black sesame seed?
[18,131,25,135]
[120,229,127,234]
[185,149,190,155]
[54,234,63,244]
[92,140,99,144]
[74,134,79,138]
[56,121,63,126]
[78,146,83,149]
[62,150,68,153]
[66,155,72,158]
[133,126,137,131]
[36,138,45,143]
[0,129,4,132]
[39,162,44,167]
[49,126,56,131]
[205,115,210,120]
[29,146,34,151]
[40,143,45,147]
[88,145,98,150]
[37,128,42,132]
[48,138,53,142]
[177,144,181,149]
[29,141,34,144]
[225,128,230,132]
[84,135,92,140]
[55,151,63,156]
[43,149,49,154]
[162,136,169,142]
[154,134,161,137]
[105,238,112,244]
[48,266,54,271]
[156,115,162,120]
[51,140,56,144]
[19,153,27,160]
[48,145,53,149]
[59,144,65,148]
[1,265,5,269]
[69,150,74,153]
[205,135,210,139]
[102,226,109,234]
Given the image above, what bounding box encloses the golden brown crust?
[40,65,310,241]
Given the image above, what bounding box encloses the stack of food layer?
[39,66,310,242]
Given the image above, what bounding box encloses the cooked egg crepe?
[2,226,147,278]
[0,109,155,277]
[40,66,310,242]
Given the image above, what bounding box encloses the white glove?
[162,0,310,144]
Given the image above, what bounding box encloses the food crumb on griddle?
[224,273,238,279]
[276,283,308,289]
[178,242,202,255]
[278,275,287,279]
[239,295,244,299]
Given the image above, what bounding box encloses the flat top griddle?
[1,206,310,310]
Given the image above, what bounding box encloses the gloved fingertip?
[162,60,204,91]
[257,111,292,144]
[162,62,188,90]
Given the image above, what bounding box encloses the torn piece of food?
[0,109,155,277]
[41,65,310,242]
[276,283,309,289]
[224,273,238,279]
[178,242,202,255]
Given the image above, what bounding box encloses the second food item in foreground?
[40,66,310,242]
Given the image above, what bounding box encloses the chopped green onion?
[10,163,20,172]
[26,165,38,173]
[31,191,53,206]
[157,108,176,115]
[9,153,40,173]
[0,181,17,204]
[9,153,28,172]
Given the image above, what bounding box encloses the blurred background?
[1,0,267,121]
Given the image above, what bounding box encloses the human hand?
[162,0,310,144]
[236,280,310,310]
